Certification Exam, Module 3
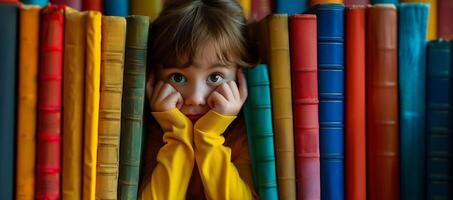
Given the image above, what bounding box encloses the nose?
[183,81,209,106]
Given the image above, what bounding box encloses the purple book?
[344,0,369,5]
[51,0,81,10]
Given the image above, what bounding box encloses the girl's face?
[157,43,238,121]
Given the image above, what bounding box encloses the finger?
[207,91,228,109]
[237,68,248,102]
[156,83,177,102]
[163,91,183,110]
[150,81,164,105]
[216,82,234,101]
[227,80,240,100]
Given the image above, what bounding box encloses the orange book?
[311,0,343,6]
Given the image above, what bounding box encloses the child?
[139,0,259,199]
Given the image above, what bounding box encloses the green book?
[118,15,150,200]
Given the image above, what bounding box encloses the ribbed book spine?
[104,0,128,16]
[16,5,40,200]
[130,0,161,21]
[366,5,399,200]
[438,0,453,40]
[0,4,18,200]
[400,0,437,40]
[22,0,48,6]
[398,4,429,200]
[371,0,399,4]
[36,5,65,200]
[426,40,453,200]
[251,0,271,21]
[274,0,309,15]
[243,64,279,200]
[96,16,126,200]
[309,4,345,200]
[289,14,321,200]
[50,0,81,10]
[83,0,102,11]
[62,10,85,200]
[118,15,150,200]
[345,6,366,200]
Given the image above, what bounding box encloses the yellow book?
[95,16,126,200]
[260,15,297,200]
[237,0,251,20]
[84,11,102,200]
[16,5,40,200]
[130,0,161,21]
[401,0,437,40]
[62,9,86,200]
[310,0,343,5]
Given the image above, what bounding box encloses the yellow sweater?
[140,108,255,200]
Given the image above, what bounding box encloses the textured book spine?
[251,0,271,21]
[309,4,345,200]
[16,5,40,200]
[50,0,81,10]
[345,6,366,200]
[371,0,399,4]
[36,5,65,200]
[438,0,453,40]
[62,10,85,200]
[366,5,399,200]
[274,0,309,15]
[22,0,48,6]
[310,0,344,6]
[243,64,279,200]
[96,16,126,200]
[344,0,369,5]
[118,15,150,200]
[289,14,321,200]
[398,4,429,200]
[265,14,297,200]
[0,4,18,200]
[426,40,453,200]
[104,0,128,16]
[130,0,161,21]
[83,0,102,11]
[400,0,437,40]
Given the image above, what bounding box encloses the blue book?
[104,0,128,16]
[274,0,309,15]
[307,4,345,200]
[0,4,18,200]
[426,40,453,200]
[398,3,429,200]
[371,0,399,4]
[22,0,48,6]
[243,64,279,200]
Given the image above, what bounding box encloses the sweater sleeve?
[193,110,254,200]
[140,108,194,200]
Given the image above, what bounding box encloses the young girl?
[139,0,259,199]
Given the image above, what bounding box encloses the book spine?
[400,0,437,40]
[438,0,453,40]
[22,0,48,6]
[251,0,271,21]
[344,0,369,5]
[289,14,321,200]
[83,0,102,11]
[36,5,65,200]
[426,40,453,200]
[16,5,40,200]
[130,0,161,21]
[366,5,399,200]
[398,4,429,200]
[371,0,399,4]
[50,0,81,10]
[104,0,128,16]
[310,0,344,6]
[96,16,126,200]
[0,4,18,200]
[118,15,150,200]
[345,6,366,200]
[274,0,309,15]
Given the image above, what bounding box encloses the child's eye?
[169,73,187,84]
[207,73,224,84]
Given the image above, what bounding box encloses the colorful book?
[104,0,128,16]
[438,0,453,40]
[398,4,429,200]
[118,15,150,199]
[130,0,161,21]
[22,0,48,6]
[35,5,65,200]
[426,40,453,200]
[62,9,85,200]
[274,0,309,15]
[243,64,279,200]
[51,0,81,10]
[371,0,399,4]
[16,5,40,200]
[366,4,399,200]
[401,0,437,40]
[83,0,102,11]
[344,0,369,5]
[0,4,18,200]
[257,14,297,200]
[310,0,344,6]
[251,0,271,21]
[96,16,126,200]
[289,14,321,200]
[307,4,345,200]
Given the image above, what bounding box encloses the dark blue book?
[307,4,345,200]
[0,4,18,200]
[104,0,128,16]
[22,0,49,6]
[274,0,309,15]
[426,40,453,200]
[398,3,429,200]
[371,0,399,4]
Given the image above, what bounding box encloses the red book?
[0,0,19,3]
[289,14,321,200]
[35,5,65,200]
[345,6,366,200]
[438,0,453,40]
[366,5,400,200]
[251,0,272,21]
[83,0,102,11]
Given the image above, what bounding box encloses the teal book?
[118,15,150,200]
[22,0,48,6]
[0,4,18,200]
[398,3,429,200]
[243,64,279,200]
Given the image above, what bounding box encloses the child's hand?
[150,81,183,112]
[207,69,248,116]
